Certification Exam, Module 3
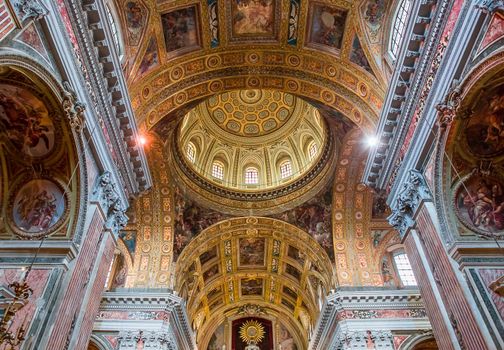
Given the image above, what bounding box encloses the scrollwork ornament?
[62,81,86,132]
[12,0,48,21]
[436,81,462,130]
[237,303,266,316]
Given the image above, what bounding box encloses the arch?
[399,332,438,350]
[434,53,504,242]
[0,56,84,241]
[87,334,114,350]
[175,217,335,347]
[134,51,384,133]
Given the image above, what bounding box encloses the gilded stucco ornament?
[93,171,128,235]
[388,170,432,239]
[237,303,266,316]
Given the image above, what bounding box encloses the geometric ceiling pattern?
[175,216,334,347]
[117,0,393,131]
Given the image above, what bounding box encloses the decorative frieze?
[309,289,428,350]
[98,290,195,350]
[388,170,432,239]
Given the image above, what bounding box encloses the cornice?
[363,0,451,189]
[65,0,151,195]
[99,289,196,350]
[309,288,426,350]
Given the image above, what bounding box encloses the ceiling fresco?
[114,0,392,131]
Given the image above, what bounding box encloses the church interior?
[0,0,503,349]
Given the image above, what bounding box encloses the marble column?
[388,170,490,349]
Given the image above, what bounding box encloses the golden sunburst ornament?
[239,320,265,344]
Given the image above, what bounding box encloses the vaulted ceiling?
[115,1,400,348]
[114,0,395,131]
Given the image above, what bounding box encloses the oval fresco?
[455,174,504,235]
[465,86,504,157]
[0,84,55,157]
[13,179,66,234]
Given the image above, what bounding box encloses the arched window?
[212,161,224,180]
[393,252,417,286]
[245,167,259,184]
[309,142,318,160]
[105,5,121,55]
[389,0,412,60]
[186,142,196,163]
[280,160,292,179]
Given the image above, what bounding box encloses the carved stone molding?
[12,0,48,21]
[388,170,432,239]
[62,81,86,132]
[92,171,128,235]
[98,290,196,350]
[476,0,504,14]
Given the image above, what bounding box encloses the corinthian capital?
[93,171,129,235]
[62,81,86,132]
[388,170,431,238]
[476,0,504,14]
[12,0,48,21]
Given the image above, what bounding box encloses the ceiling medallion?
[239,320,265,346]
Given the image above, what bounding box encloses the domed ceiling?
[179,89,326,189]
[170,89,335,215]
[205,89,295,139]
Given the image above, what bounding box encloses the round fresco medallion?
[454,174,504,235]
[464,86,504,157]
[0,84,55,157]
[12,179,66,236]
